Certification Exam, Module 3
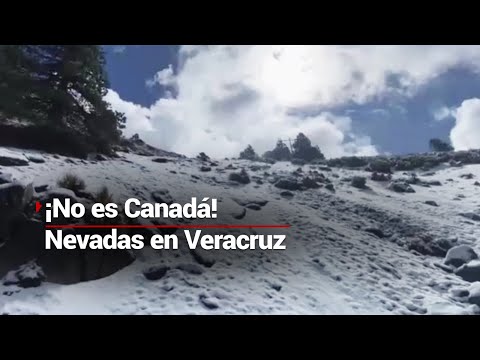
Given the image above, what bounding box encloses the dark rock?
[460,173,475,179]
[143,266,169,281]
[459,213,480,222]
[232,197,268,207]
[408,236,453,257]
[426,180,442,186]
[371,172,390,182]
[200,166,212,172]
[95,154,108,161]
[474,181,480,186]
[199,294,219,310]
[0,173,13,185]
[0,155,29,166]
[3,261,45,288]
[231,208,246,219]
[271,284,282,292]
[246,203,262,211]
[229,169,250,184]
[351,176,367,189]
[425,201,439,207]
[468,283,480,306]
[450,288,469,297]
[455,261,480,282]
[65,158,76,164]
[318,166,332,172]
[170,170,177,174]
[444,245,478,268]
[0,182,26,209]
[34,185,49,193]
[197,152,210,162]
[388,181,415,193]
[367,159,392,174]
[302,177,320,189]
[191,175,200,180]
[365,228,386,238]
[191,249,215,267]
[152,157,169,163]
[177,263,204,275]
[275,178,301,191]
[26,155,45,163]
[325,183,335,192]
[280,191,294,198]
[151,189,173,205]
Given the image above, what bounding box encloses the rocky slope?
[1,144,480,315]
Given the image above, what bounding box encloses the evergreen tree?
[0,45,125,153]
[429,138,453,152]
[239,144,258,161]
[292,133,324,162]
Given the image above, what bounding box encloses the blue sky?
[103,45,480,158]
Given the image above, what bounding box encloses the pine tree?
[292,133,324,162]
[239,145,258,160]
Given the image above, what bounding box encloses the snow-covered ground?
[1,146,480,314]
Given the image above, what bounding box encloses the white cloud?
[450,98,480,150]
[432,106,455,121]
[113,45,127,54]
[105,45,480,159]
[146,64,175,88]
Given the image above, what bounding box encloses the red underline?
[45,224,291,229]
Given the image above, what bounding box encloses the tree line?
[0,45,125,154]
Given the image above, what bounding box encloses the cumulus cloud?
[105,45,480,158]
[450,98,480,150]
[432,106,455,121]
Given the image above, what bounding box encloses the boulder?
[408,236,454,257]
[229,169,250,184]
[459,213,480,222]
[151,189,173,205]
[425,201,439,207]
[351,176,367,189]
[143,266,169,281]
[365,227,386,238]
[197,152,210,162]
[3,261,45,288]
[444,245,478,268]
[280,191,294,198]
[25,154,45,163]
[177,263,204,275]
[371,172,390,182]
[200,166,212,172]
[474,181,480,186]
[274,178,301,191]
[152,157,170,163]
[460,173,475,179]
[325,183,335,192]
[388,181,415,193]
[468,282,480,306]
[455,260,480,282]
[0,151,29,166]
[302,177,320,189]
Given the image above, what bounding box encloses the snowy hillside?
[1,146,480,315]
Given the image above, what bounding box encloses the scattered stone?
[388,181,415,193]
[371,172,390,182]
[197,152,210,162]
[3,261,45,288]
[200,166,211,172]
[467,283,480,306]
[302,177,320,189]
[408,236,453,257]
[151,189,173,205]
[280,191,294,198]
[318,166,332,172]
[34,185,49,193]
[152,157,169,163]
[459,213,480,222]
[199,294,219,310]
[0,173,12,185]
[246,203,262,211]
[474,181,480,186]
[351,176,367,189]
[229,169,250,184]
[271,284,282,292]
[95,154,108,161]
[231,207,246,219]
[365,227,386,238]
[25,155,45,163]
[177,263,204,275]
[143,266,169,281]
[425,200,439,207]
[191,175,200,180]
[65,158,76,164]
[460,173,475,179]
[444,245,478,268]
[455,260,480,282]
[450,288,470,297]
[170,170,177,174]
[0,154,29,166]
[325,183,335,192]
[274,178,301,191]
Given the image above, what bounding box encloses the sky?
[103,45,480,159]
